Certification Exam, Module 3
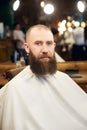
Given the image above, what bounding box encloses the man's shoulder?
[2,66,32,89]
[56,70,68,75]
[54,70,70,79]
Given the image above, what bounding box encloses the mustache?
[39,54,51,59]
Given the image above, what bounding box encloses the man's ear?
[24,42,30,53]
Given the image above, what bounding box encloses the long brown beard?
[29,51,57,75]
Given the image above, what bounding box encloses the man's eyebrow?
[46,41,55,44]
[47,40,54,42]
[34,41,43,44]
[34,40,55,44]
[34,40,42,42]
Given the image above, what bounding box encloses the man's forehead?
[27,28,54,42]
[30,28,52,35]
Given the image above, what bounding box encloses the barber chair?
[6,66,25,81]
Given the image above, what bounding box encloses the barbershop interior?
[0,0,87,93]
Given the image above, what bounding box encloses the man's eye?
[35,42,42,45]
[47,42,53,45]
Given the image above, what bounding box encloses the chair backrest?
[6,66,25,80]
[57,61,87,71]
[0,64,16,73]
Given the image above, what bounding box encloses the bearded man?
[0,24,87,130]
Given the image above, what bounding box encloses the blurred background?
[0,0,87,62]
[0,0,87,28]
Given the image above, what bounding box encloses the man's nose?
[41,44,48,53]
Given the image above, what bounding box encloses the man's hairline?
[26,24,53,43]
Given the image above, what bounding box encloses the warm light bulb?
[13,0,20,11]
[44,3,54,15]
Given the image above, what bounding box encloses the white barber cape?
[0,66,87,130]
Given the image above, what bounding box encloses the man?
[0,24,87,130]
[72,25,86,60]
[84,24,87,44]
[12,23,26,63]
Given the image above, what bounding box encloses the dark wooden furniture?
[57,61,87,92]
[0,62,16,86]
